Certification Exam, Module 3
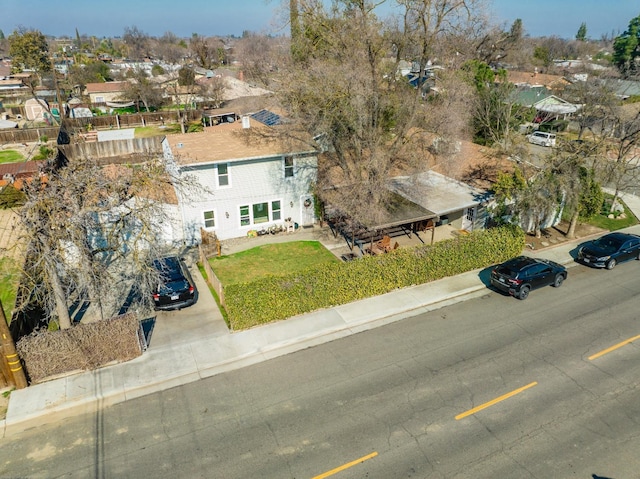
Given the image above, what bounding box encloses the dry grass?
[16,313,143,384]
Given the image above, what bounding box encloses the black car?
[152,256,197,310]
[577,232,640,269]
[490,256,567,300]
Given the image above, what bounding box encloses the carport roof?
[389,171,491,216]
[360,191,437,230]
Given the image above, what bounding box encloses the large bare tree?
[278,0,481,227]
[16,148,204,330]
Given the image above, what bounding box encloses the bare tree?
[122,25,150,60]
[16,149,205,329]
[235,33,287,87]
[121,68,165,112]
[277,0,481,226]
[602,105,640,210]
[155,31,187,64]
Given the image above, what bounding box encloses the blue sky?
[2,0,638,40]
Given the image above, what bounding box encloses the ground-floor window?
[253,202,269,223]
[239,199,283,226]
[271,200,281,221]
[203,210,215,228]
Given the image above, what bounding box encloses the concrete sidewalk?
[2,194,639,438]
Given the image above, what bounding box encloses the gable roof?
[166,119,315,166]
[505,70,569,91]
[533,95,580,114]
[84,81,129,94]
[509,86,551,107]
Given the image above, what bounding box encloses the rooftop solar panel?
[251,109,282,126]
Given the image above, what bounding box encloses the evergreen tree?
[612,14,640,74]
[576,22,587,41]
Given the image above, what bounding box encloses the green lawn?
[134,124,182,138]
[209,241,340,285]
[587,195,639,231]
[0,258,20,321]
[0,150,24,164]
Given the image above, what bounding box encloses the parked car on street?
[577,232,640,269]
[152,256,197,310]
[490,256,567,300]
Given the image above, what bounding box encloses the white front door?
[300,195,315,226]
[462,207,476,231]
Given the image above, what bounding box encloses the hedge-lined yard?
[223,225,525,330]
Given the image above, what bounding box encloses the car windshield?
[591,236,622,253]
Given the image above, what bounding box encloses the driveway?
[147,261,230,349]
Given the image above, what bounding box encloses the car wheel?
[518,286,530,300]
[553,274,564,287]
[606,259,617,270]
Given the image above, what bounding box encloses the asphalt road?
[1,261,639,478]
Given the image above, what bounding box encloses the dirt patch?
[523,221,607,252]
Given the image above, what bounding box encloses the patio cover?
[388,171,491,216]
[533,95,580,115]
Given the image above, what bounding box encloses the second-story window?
[217,163,229,187]
[284,156,294,178]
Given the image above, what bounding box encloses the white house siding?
[165,145,317,243]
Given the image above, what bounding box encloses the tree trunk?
[48,260,72,330]
[609,188,620,214]
[566,209,579,239]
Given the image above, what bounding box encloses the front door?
[300,195,315,226]
[462,207,476,231]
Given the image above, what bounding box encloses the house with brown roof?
[83,81,131,105]
[504,70,570,93]
[162,113,319,242]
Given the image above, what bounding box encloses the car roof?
[602,232,639,241]
[502,256,539,270]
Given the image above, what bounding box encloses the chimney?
[238,70,244,81]
[242,116,251,129]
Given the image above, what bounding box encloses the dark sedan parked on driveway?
[577,232,640,269]
[490,256,567,300]
[152,256,197,310]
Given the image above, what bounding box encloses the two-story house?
[162,114,318,243]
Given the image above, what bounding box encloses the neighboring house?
[0,161,44,189]
[600,78,640,100]
[505,70,570,92]
[84,81,131,105]
[510,86,580,123]
[162,114,318,243]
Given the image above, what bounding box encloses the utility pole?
[0,300,27,389]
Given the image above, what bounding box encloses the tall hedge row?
[224,225,525,330]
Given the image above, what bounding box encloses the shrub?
[223,225,525,330]
[0,184,26,208]
[187,121,204,133]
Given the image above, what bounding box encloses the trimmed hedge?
[223,226,525,330]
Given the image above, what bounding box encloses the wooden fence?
[0,110,204,144]
[59,137,163,161]
[198,245,225,309]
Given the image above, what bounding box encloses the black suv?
[152,256,197,310]
[577,232,640,269]
[490,256,567,300]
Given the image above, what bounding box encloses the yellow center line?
[312,451,378,479]
[455,381,538,420]
[588,334,640,360]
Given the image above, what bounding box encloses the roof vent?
[177,142,183,148]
